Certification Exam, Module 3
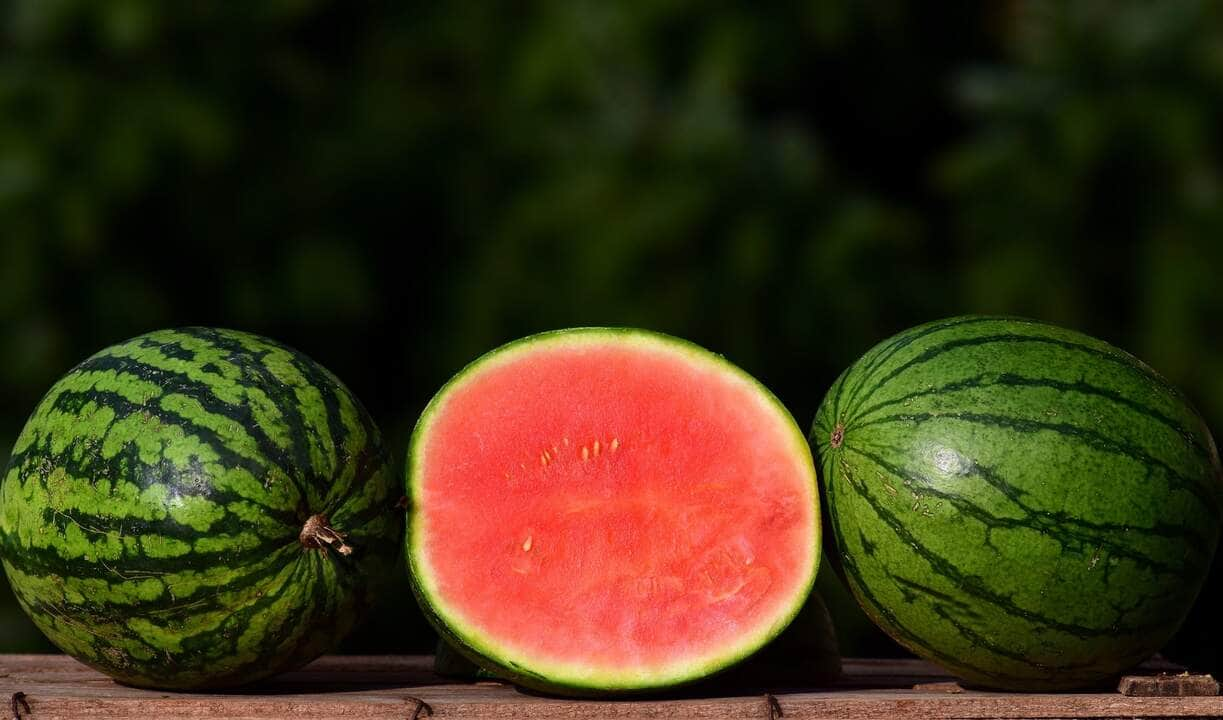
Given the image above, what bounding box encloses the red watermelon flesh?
[408,329,819,692]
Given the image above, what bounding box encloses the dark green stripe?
[42,388,279,496]
[284,352,354,509]
[823,464,1020,684]
[9,522,295,582]
[330,443,392,522]
[844,331,1181,423]
[845,443,1205,569]
[200,555,311,651]
[820,369,850,440]
[853,372,1211,462]
[163,558,308,676]
[145,548,303,617]
[853,410,1218,513]
[11,545,300,622]
[205,333,329,505]
[830,449,1168,641]
[36,492,291,541]
[148,338,196,362]
[838,316,1010,424]
[41,443,299,523]
[898,574,1148,678]
[86,348,302,480]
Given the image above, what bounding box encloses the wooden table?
[2,654,1220,719]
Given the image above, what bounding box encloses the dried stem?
[299,514,353,556]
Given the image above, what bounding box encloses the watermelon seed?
[522,536,533,552]
[830,424,845,448]
[582,447,590,462]
[593,440,601,457]
[610,437,620,452]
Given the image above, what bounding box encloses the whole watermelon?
[0,328,402,689]
[813,316,1223,690]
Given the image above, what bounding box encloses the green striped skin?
[0,328,402,690]
[812,316,1223,691]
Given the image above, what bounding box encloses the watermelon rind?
[813,315,1223,690]
[406,327,820,694]
[0,327,403,689]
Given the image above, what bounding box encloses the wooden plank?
[2,655,1222,719]
[1118,673,1220,697]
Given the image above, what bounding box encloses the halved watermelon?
[406,328,819,694]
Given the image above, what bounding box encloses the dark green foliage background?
[3,0,1222,669]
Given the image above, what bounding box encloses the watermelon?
[407,328,819,694]
[434,591,842,687]
[0,328,402,690]
[812,315,1223,690]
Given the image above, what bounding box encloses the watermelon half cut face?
[407,328,819,693]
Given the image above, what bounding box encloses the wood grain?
[1118,673,1220,697]
[2,655,1221,719]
